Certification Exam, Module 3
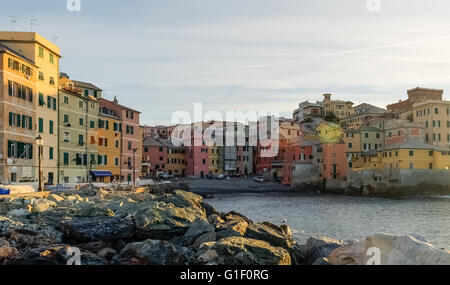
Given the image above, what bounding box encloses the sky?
[3,0,450,125]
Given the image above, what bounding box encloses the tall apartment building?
[0,32,61,185]
[99,97,141,182]
[98,105,122,182]
[58,74,98,183]
[0,44,37,183]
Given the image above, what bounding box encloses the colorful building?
[0,32,61,185]
[99,97,141,182]
[0,43,37,183]
[97,105,122,182]
[142,137,167,178]
[58,74,100,183]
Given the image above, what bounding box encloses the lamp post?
[35,135,44,192]
[133,148,137,187]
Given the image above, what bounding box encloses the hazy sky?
[3,0,450,125]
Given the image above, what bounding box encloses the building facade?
[0,44,37,183]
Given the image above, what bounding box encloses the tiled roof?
[73,80,103,91]
[382,140,446,151]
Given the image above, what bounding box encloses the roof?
[359,126,383,132]
[382,140,446,151]
[0,43,35,65]
[73,80,103,91]
[99,98,141,114]
[143,137,166,147]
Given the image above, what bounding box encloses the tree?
[324,112,340,124]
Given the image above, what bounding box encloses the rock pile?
[1,187,449,265]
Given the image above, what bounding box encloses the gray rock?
[97,247,117,260]
[180,218,215,246]
[60,216,136,242]
[244,222,295,250]
[196,236,291,265]
[119,239,194,265]
[216,220,248,240]
[302,236,345,265]
[12,244,108,265]
[328,233,450,265]
[0,238,18,260]
[192,231,217,248]
[133,201,206,240]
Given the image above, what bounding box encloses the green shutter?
[22,115,26,128]
[47,96,51,108]
[9,113,13,126]
[29,117,32,130]
[16,114,20,127]
[29,144,33,159]
[39,93,45,106]
[39,118,43,133]
[53,98,57,110]
[7,141,12,157]
[49,147,53,160]
[49,120,54,134]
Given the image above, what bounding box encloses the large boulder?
[133,201,206,240]
[196,236,291,265]
[245,222,295,250]
[328,234,450,265]
[0,216,62,248]
[216,220,248,240]
[119,239,194,265]
[11,244,108,265]
[60,216,136,242]
[0,238,18,261]
[174,218,215,246]
[300,236,346,265]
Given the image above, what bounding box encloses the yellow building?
[380,140,450,170]
[165,140,186,177]
[0,32,61,185]
[0,43,37,183]
[410,100,450,149]
[316,121,344,143]
[323,93,354,119]
[208,146,221,176]
[97,109,122,182]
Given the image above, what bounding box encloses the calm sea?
[205,193,450,249]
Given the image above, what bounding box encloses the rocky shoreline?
[0,186,449,265]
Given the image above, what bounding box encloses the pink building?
[142,137,168,178]
[185,124,209,178]
[321,142,347,181]
[99,97,141,182]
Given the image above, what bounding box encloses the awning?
[90,171,114,177]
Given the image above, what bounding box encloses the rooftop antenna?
[10,16,17,31]
[52,36,58,44]
[30,19,38,32]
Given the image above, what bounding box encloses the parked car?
[253,176,265,183]
[215,174,225,180]
[159,173,173,180]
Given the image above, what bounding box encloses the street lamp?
[133,148,137,186]
[35,135,44,192]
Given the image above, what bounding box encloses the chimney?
[113,96,118,104]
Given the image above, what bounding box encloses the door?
[48,172,54,185]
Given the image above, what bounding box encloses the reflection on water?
[205,193,450,249]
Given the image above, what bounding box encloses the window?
[79,117,84,126]
[79,101,84,109]
[38,72,44,81]
[115,157,119,166]
[49,53,54,64]
[49,147,54,160]
[63,132,70,142]
[38,118,44,133]
[49,120,54,134]
[128,141,132,150]
[63,153,69,165]
[115,140,119,148]
[49,77,55,85]
[348,143,352,148]
[429,163,433,169]
[409,163,414,170]
[435,108,439,115]
[64,114,69,123]
[376,133,380,138]
[429,151,434,156]
[409,150,414,156]
[64,96,69,104]
[79,134,84,146]
[38,93,45,106]
[90,120,95,128]
[38,46,44,58]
